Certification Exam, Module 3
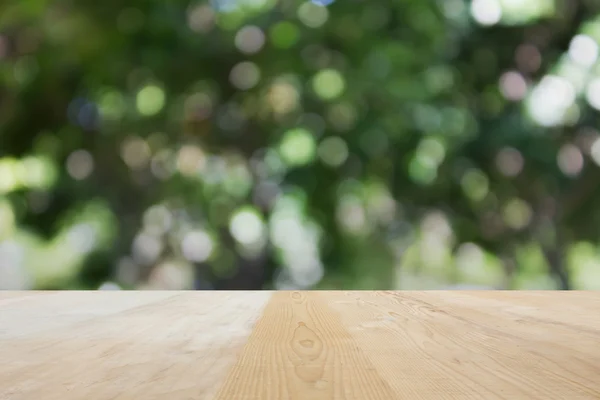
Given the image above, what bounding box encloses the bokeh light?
[136,85,166,116]
[2,0,600,291]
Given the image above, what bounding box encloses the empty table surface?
[1,291,599,399]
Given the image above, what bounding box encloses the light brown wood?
[1,291,599,399]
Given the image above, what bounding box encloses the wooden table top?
[1,291,599,399]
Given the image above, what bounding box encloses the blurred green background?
[1,0,600,290]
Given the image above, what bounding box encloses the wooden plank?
[0,291,599,399]
[0,291,180,339]
[214,291,397,400]
[0,291,56,305]
[0,291,271,400]
[325,291,600,399]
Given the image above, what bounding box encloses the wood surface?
[0,291,599,399]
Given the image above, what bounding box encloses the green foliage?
[2,0,600,290]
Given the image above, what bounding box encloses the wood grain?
[0,291,599,399]
[214,291,397,399]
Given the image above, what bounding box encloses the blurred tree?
[2,0,600,290]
